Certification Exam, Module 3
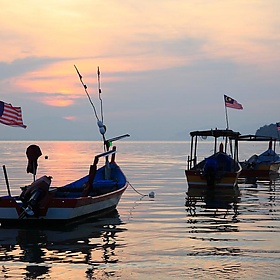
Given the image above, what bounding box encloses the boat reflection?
[185,186,240,229]
[239,171,280,185]
[0,210,126,279]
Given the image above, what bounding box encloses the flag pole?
[224,97,230,154]
[224,103,229,129]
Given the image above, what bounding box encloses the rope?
[127,181,148,197]
[74,65,100,122]
[97,66,104,123]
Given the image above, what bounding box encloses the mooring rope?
[127,181,153,198]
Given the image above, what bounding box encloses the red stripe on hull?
[0,184,127,225]
[49,186,127,208]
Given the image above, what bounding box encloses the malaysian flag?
[224,95,243,110]
[276,122,280,131]
[0,101,27,128]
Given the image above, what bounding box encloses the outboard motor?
[20,175,52,216]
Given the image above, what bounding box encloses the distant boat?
[238,135,280,180]
[185,129,242,189]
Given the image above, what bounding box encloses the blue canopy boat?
[185,129,242,189]
[0,66,130,226]
[238,135,280,180]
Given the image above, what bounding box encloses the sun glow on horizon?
[1,0,280,141]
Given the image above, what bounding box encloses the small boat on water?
[238,135,280,180]
[185,129,242,189]
[0,66,130,226]
[0,135,129,226]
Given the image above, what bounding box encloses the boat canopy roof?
[190,129,240,139]
[237,134,277,141]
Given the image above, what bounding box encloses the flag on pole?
[224,95,243,110]
[276,122,280,131]
[0,101,27,128]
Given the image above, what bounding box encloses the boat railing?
[104,134,130,150]
[187,155,197,169]
[95,149,117,160]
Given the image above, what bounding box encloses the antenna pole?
[97,66,104,123]
[74,65,99,121]
[74,65,108,151]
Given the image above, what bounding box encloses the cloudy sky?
[1,1,280,141]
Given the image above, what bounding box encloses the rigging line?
[74,65,100,121]
[97,66,104,123]
[127,181,148,197]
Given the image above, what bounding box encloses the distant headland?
[256,123,280,139]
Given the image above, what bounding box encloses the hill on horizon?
[256,123,280,139]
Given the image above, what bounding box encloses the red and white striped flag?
[224,95,243,110]
[0,101,27,128]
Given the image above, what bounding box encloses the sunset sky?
[1,1,280,140]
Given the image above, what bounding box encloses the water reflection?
[0,210,126,279]
[241,172,280,185]
[240,178,279,225]
[185,186,240,232]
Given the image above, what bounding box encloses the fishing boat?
[0,66,130,226]
[0,139,129,227]
[185,129,242,189]
[238,135,280,180]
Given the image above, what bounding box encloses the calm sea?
[0,141,279,279]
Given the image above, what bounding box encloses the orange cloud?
[1,1,279,78]
[42,97,74,107]
[63,116,76,121]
